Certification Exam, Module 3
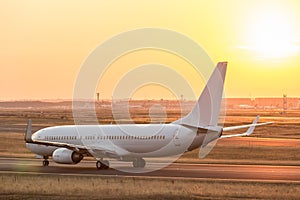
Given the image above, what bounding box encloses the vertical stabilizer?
[174,62,227,127]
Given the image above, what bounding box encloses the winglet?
[25,119,33,143]
[245,115,260,136]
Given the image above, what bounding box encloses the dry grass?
[1,173,300,199]
[1,106,300,137]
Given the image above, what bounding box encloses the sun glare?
[246,10,298,59]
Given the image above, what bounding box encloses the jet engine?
[52,148,83,164]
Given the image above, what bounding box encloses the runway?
[1,157,300,182]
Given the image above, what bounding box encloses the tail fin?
[174,62,227,127]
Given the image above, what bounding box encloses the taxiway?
[0,158,299,182]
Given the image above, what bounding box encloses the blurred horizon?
[0,96,299,101]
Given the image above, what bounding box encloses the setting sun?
[244,7,299,59]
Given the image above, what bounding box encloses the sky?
[1,0,300,100]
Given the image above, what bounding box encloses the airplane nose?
[32,130,42,141]
[31,133,37,141]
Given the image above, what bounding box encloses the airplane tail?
[174,62,227,128]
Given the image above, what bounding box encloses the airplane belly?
[121,141,167,154]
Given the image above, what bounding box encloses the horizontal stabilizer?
[221,116,272,138]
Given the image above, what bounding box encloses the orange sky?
[1,0,300,100]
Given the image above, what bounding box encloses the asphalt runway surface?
[1,157,300,182]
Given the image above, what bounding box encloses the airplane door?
[173,128,181,147]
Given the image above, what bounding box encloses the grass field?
[1,173,300,200]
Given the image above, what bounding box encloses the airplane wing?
[220,115,272,139]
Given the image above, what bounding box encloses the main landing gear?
[96,160,110,170]
[133,158,146,168]
[42,156,49,167]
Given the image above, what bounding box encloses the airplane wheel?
[43,160,49,167]
[96,160,109,170]
[133,160,138,168]
[133,158,145,168]
[138,158,146,168]
[96,161,102,169]
[103,160,110,169]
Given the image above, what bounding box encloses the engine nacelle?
[52,148,83,164]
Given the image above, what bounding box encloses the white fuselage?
[26,124,218,160]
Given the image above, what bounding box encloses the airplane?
[25,62,272,169]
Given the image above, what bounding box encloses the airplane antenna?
[283,94,287,114]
